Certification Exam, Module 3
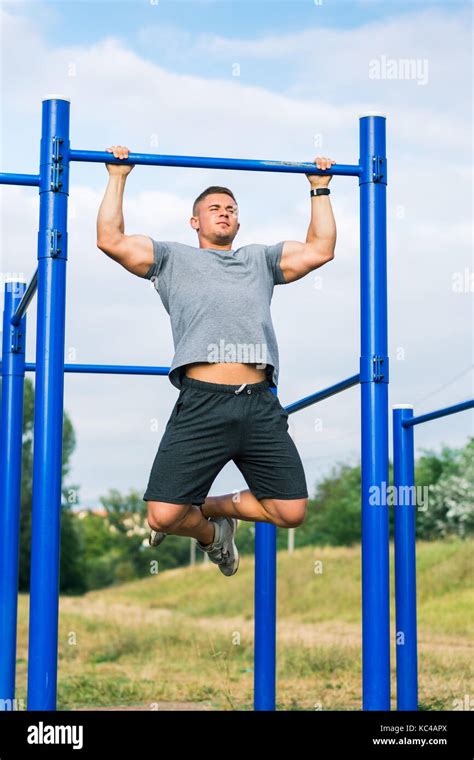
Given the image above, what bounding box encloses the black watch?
[310,188,331,197]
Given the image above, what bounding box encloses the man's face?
[191,193,240,247]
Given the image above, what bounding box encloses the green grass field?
[14,537,473,711]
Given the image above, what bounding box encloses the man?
[97,146,336,577]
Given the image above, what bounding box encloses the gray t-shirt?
[143,239,286,390]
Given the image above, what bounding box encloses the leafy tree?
[301,460,362,547]
[98,487,193,577]
[7,377,86,593]
[415,438,474,539]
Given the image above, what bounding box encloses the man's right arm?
[96,146,153,278]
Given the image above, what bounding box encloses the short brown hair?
[192,186,237,216]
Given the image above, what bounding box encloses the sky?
[0,0,472,509]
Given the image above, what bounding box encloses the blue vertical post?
[359,113,391,710]
[254,388,277,710]
[0,279,27,708]
[392,405,418,710]
[254,524,277,710]
[27,95,70,711]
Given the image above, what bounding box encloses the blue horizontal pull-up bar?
[19,362,171,376]
[284,373,360,414]
[403,399,474,428]
[0,173,41,187]
[14,363,359,410]
[69,149,362,177]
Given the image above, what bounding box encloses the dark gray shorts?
[143,375,308,505]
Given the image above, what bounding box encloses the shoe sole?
[150,518,239,575]
[220,517,240,576]
[149,530,167,547]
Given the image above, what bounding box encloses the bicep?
[97,233,154,278]
[280,240,334,283]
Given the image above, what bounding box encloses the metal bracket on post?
[372,155,386,183]
[359,154,388,185]
[49,229,62,258]
[372,355,385,381]
[360,354,389,383]
[10,324,25,354]
[50,137,64,192]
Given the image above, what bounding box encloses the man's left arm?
[279,156,337,284]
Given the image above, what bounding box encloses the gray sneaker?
[197,516,240,576]
[149,529,167,547]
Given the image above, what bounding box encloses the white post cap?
[393,404,414,409]
[42,94,71,102]
[359,111,387,118]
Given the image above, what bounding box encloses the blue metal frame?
[0,281,27,707]
[0,96,391,712]
[69,149,361,177]
[0,173,41,187]
[359,115,390,710]
[403,400,474,428]
[10,269,38,328]
[392,406,418,711]
[392,399,474,710]
[26,97,71,710]
[15,362,171,377]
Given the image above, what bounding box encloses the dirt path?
[59,597,473,655]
